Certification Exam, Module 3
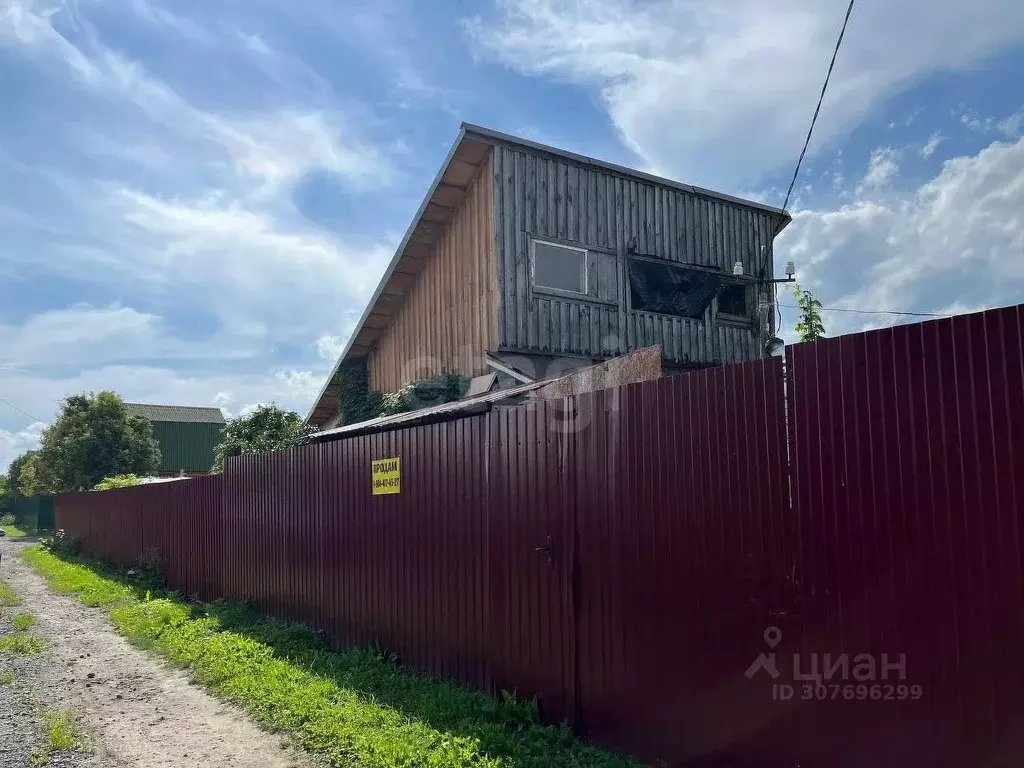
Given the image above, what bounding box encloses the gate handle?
[534,535,554,567]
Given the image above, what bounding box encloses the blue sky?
[2,0,1023,470]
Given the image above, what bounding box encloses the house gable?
[369,151,497,392]
[306,124,791,427]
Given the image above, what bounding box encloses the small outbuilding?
[125,403,225,476]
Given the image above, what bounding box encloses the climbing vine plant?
[792,283,827,342]
[335,359,469,426]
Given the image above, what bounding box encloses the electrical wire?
[0,394,44,424]
[778,303,947,318]
[779,0,857,218]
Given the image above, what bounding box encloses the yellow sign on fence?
[371,457,401,495]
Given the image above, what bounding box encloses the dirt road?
[0,538,315,768]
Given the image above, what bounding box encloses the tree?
[18,452,56,497]
[36,392,161,492]
[793,283,826,342]
[212,404,315,472]
[2,452,34,508]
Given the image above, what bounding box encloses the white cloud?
[0,304,163,368]
[0,1,398,359]
[316,334,347,362]
[466,0,1024,189]
[0,422,46,473]
[102,188,394,343]
[856,147,900,195]
[998,110,1024,139]
[0,0,410,468]
[920,132,943,159]
[778,136,1024,336]
[2,5,392,192]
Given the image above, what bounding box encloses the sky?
[1,0,1023,471]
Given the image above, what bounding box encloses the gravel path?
[0,538,316,768]
[0,581,102,768]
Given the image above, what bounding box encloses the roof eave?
[459,122,793,222]
[304,126,473,424]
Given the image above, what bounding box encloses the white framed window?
[531,239,587,295]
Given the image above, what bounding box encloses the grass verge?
[0,579,21,607]
[0,633,44,654]
[22,546,638,768]
[3,523,29,538]
[0,670,13,684]
[13,614,36,631]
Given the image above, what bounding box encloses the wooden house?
[307,124,791,428]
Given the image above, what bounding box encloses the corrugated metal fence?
[56,305,1024,767]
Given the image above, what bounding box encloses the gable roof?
[126,403,226,424]
[305,123,792,425]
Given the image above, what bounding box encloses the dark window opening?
[533,240,587,294]
[627,259,721,319]
[718,283,749,318]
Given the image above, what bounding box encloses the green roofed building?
[125,403,226,476]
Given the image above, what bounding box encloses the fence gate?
[488,402,577,725]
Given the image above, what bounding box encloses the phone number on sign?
[774,684,924,701]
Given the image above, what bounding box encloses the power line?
[779,303,947,318]
[779,0,857,216]
[0,394,44,424]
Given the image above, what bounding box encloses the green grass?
[31,709,87,767]
[3,523,29,538]
[0,579,21,607]
[22,546,639,768]
[44,709,82,750]
[13,614,35,631]
[0,670,13,685]
[0,633,44,654]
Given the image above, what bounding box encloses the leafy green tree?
[212,405,315,472]
[2,452,34,511]
[36,392,161,492]
[793,283,827,342]
[18,452,56,497]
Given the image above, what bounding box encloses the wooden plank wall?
[369,153,498,392]
[492,145,779,366]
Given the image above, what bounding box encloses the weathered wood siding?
[492,145,779,365]
[369,153,498,391]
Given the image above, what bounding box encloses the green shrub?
[0,514,14,526]
[93,474,140,491]
[40,529,82,557]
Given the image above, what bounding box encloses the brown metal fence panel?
[50,303,1024,767]
[782,305,1024,768]
[570,360,792,764]
[488,400,578,725]
[220,418,492,690]
[55,475,223,600]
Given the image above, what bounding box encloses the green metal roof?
[126,403,226,424]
